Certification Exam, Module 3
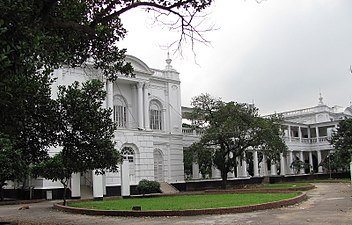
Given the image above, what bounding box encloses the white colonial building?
[183,95,352,180]
[28,55,185,199]
[10,55,350,199]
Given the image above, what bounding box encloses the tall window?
[113,95,127,127]
[150,101,162,130]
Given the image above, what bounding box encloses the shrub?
[137,179,161,194]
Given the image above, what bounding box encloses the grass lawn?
[68,192,300,211]
[260,183,311,189]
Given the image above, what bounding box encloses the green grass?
[68,193,300,211]
[260,183,311,189]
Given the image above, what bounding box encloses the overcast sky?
[119,0,352,115]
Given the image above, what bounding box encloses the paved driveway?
[0,183,351,225]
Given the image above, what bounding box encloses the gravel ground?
[0,183,351,225]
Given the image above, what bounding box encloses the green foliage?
[256,114,288,163]
[186,143,213,179]
[330,118,352,170]
[57,80,121,175]
[183,148,194,178]
[189,94,287,188]
[319,152,349,173]
[31,152,71,205]
[31,80,120,204]
[0,0,215,189]
[0,134,26,200]
[136,179,161,195]
[31,152,70,184]
[290,160,310,174]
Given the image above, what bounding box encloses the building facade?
[6,55,351,199]
[183,95,352,180]
[30,55,185,199]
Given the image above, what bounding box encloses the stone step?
[80,185,93,199]
[159,182,179,194]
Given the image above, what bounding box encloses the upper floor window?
[113,95,127,128]
[150,101,162,130]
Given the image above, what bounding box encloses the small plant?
[136,179,161,194]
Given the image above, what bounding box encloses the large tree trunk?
[221,171,227,189]
[61,180,68,206]
[0,185,3,201]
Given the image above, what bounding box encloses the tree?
[0,134,26,201]
[290,160,311,174]
[31,153,71,205]
[256,115,288,168]
[188,94,287,188]
[32,79,120,204]
[319,152,347,174]
[57,79,121,175]
[330,118,352,175]
[0,0,216,186]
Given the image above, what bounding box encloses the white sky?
[119,0,352,115]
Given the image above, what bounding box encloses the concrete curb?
[205,184,315,194]
[0,199,45,206]
[53,192,307,217]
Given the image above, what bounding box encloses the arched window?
[113,95,127,127]
[121,146,135,183]
[150,100,162,130]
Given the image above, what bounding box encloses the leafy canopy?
[187,94,287,187]
[330,118,352,170]
[57,79,121,175]
[0,0,216,186]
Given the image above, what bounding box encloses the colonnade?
[191,149,326,179]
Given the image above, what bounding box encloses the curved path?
[0,183,351,225]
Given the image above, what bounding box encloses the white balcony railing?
[182,128,332,145]
[182,128,204,136]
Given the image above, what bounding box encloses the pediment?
[125,55,154,76]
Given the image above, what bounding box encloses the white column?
[92,170,103,199]
[280,153,286,176]
[288,125,292,142]
[143,82,150,130]
[70,172,81,198]
[162,108,167,131]
[262,154,268,176]
[102,174,106,196]
[121,158,130,196]
[270,161,277,176]
[289,151,294,174]
[241,157,247,177]
[309,151,313,173]
[300,151,305,174]
[298,126,302,142]
[107,81,114,120]
[137,82,144,129]
[316,127,320,143]
[253,151,259,177]
[192,162,200,179]
[317,150,323,173]
[236,158,240,177]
